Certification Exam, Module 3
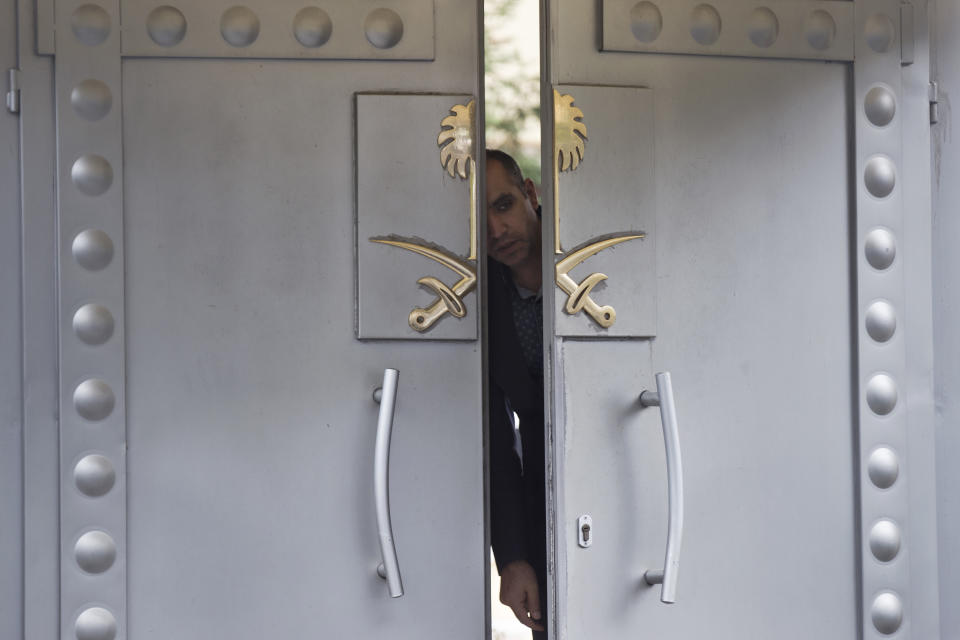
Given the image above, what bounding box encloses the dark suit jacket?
[488,258,547,579]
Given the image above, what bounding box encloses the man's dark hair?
[486,149,525,191]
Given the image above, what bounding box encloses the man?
[486,149,547,638]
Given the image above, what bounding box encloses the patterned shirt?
[509,278,543,381]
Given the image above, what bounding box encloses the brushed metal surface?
[933,4,960,636]
[0,0,21,635]
[548,3,857,636]
[18,0,60,633]
[118,3,483,630]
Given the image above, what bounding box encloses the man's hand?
[499,560,544,631]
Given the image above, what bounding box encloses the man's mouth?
[496,240,518,254]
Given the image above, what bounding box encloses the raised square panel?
[601,0,854,61]
[357,93,478,340]
[121,0,435,60]
[554,84,655,338]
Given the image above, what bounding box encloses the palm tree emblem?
[370,100,478,333]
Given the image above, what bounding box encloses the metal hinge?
[6,69,20,114]
[900,2,914,66]
[930,81,940,125]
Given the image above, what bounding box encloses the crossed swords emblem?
[555,234,645,328]
[371,96,642,332]
[373,233,642,332]
[370,238,476,332]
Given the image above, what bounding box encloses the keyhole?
[581,524,591,543]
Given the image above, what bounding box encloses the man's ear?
[523,177,539,208]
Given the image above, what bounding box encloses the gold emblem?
[437,99,477,260]
[369,99,478,333]
[553,89,588,254]
[555,234,644,328]
[371,238,477,332]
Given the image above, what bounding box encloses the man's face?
[486,159,541,267]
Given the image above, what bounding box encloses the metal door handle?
[639,371,684,604]
[373,368,403,597]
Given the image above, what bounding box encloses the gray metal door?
[23,2,487,639]
[542,1,939,639]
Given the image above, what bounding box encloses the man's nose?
[487,214,506,241]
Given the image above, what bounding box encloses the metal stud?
[72,230,114,271]
[865,13,896,54]
[869,519,902,562]
[71,154,114,197]
[71,4,111,46]
[364,8,404,49]
[866,373,898,416]
[864,155,896,198]
[871,591,904,634]
[71,79,113,121]
[293,7,333,48]
[804,9,836,51]
[74,454,116,497]
[867,446,899,489]
[864,228,896,270]
[75,606,117,640]
[747,8,778,49]
[73,304,115,346]
[690,4,721,46]
[865,300,896,343]
[630,1,662,43]
[865,86,896,127]
[220,6,260,47]
[73,379,116,421]
[75,530,117,574]
[147,6,187,47]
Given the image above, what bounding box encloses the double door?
[8,1,940,639]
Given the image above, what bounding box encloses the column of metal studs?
[855,1,910,637]
[56,0,126,638]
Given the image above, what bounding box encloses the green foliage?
[485,0,541,185]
